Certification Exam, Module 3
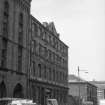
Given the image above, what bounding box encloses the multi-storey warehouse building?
[0,0,68,105]
[28,16,68,105]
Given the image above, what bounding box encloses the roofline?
[30,15,69,48]
[68,81,97,88]
[89,81,105,84]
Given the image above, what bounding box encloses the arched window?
[13,83,24,98]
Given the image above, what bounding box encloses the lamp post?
[77,66,88,105]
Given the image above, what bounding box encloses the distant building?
[90,81,105,102]
[68,75,97,105]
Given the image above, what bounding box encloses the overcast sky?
[31,0,105,81]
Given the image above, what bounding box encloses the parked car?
[47,99,58,105]
[0,98,36,105]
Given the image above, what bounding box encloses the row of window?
[30,61,68,84]
[31,21,68,57]
[1,38,8,68]
[1,1,23,73]
[31,40,67,69]
[2,1,24,46]
[3,1,9,38]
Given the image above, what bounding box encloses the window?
[55,54,57,63]
[34,23,38,36]
[31,40,37,55]
[18,13,23,45]
[31,41,34,54]
[49,35,51,44]
[44,65,47,79]
[51,51,53,62]
[44,47,47,58]
[48,50,51,61]
[41,28,45,40]
[18,46,22,72]
[46,34,49,43]
[58,42,60,51]
[38,64,41,78]
[19,13,23,24]
[51,36,54,46]
[32,23,38,37]
[4,1,9,13]
[39,44,45,57]
[38,27,42,37]
[56,71,58,82]
[32,23,35,39]
[34,40,37,54]
[53,69,55,81]
[43,31,47,41]
[33,61,36,76]
[49,68,51,81]
[1,38,8,68]
[39,44,41,56]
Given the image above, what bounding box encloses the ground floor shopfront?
[0,70,68,105]
[28,80,68,105]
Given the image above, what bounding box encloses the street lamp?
[77,66,88,105]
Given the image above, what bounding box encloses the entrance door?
[13,83,24,98]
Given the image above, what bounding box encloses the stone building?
[28,16,68,105]
[90,81,105,104]
[68,75,97,105]
[0,0,31,98]
[0,0,69,105]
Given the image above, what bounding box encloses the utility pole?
[77,66,88,105]
[78,66,80,105]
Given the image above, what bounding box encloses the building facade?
[68,75,97,105]
[0,0,69,105]
[0,0,31,98]
[90,81,105,104]
[27,16,68,105]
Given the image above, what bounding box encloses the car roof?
[0,98,32,101]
